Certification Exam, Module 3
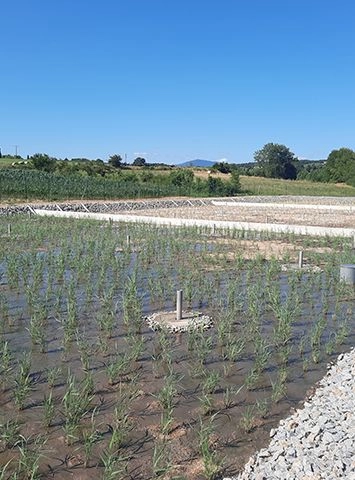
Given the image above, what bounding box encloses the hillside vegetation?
[0,153,354,202]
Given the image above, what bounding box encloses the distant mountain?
[177,159,215,168]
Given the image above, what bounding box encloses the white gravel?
[225,348,355,480]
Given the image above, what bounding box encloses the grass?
[0,157,20,168]
[239,175,355,196]
[140,168,355,197]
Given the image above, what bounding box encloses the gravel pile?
[0,205,33,216]
[1,196,354,217]
[225,348,355,480]
[0,199,212,216]
[144,311,213,332]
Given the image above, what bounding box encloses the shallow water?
[0,216,354,478]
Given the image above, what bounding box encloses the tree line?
[212,143,355,187]
[3,144,355,191]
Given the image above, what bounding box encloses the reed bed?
[0,215,354,479]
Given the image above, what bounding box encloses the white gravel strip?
[225,348,355,480]
[223,196,355,206]
[212,200,355,212]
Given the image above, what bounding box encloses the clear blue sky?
[1,0,355,164]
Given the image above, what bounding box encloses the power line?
[11,145,19,156]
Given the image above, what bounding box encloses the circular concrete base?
[281,263,323,273]
[144,311,213,333]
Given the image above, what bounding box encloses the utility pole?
[12,145,19,157]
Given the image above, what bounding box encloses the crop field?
[0,214,354,479]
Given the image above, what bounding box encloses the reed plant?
[0,340,12,389]
[46,366,61,389]
[82,411,102,468]
[16,434,46,480]
[325,333,336,355]
[222,384,244,409]
[255,397,269,419]
[106,351,132,386]
[126,333,145,364]
[96,310,116,339]
[271,296,299,348]
[154,371,181,435]
[202,370,220,395]
[152,438,171,478]
[335,318,350,345]
[278,344,292,366]
[0,418,21,450]
[198,415,223,480]
[254,337,271,374]
[82,370,95,396]
[76,332,92,372]
[13,353,32,410]
[101,449,128,480]
[152,329,174,376]
[122,273,143,334]
[0,292,9,321]
[194,333,213,370]
[109,405,130,450]
[28,312,46,352]
[244,367,260,391]
[270,373,287,404]
[240,405,256,433]
[43,391,55,429]
[62,370,93,444]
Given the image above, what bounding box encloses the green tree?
[325,148,355,183]
[228,170,241,193]
[254,143,298,179]
[31,153,56,173]
[108,154,123,168]
[132,157,146,167]
[212,161,231,174]
[169,169,194,187]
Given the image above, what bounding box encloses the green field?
[239,175,355,197]
[0,157,20,168]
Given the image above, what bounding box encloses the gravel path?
[225,349,355,480]
[121,205,355,229]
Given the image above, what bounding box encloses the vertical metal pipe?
[126,234,131,246]
[298,251,304,269]
[176,290,183,321]
[7,224,11,236]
